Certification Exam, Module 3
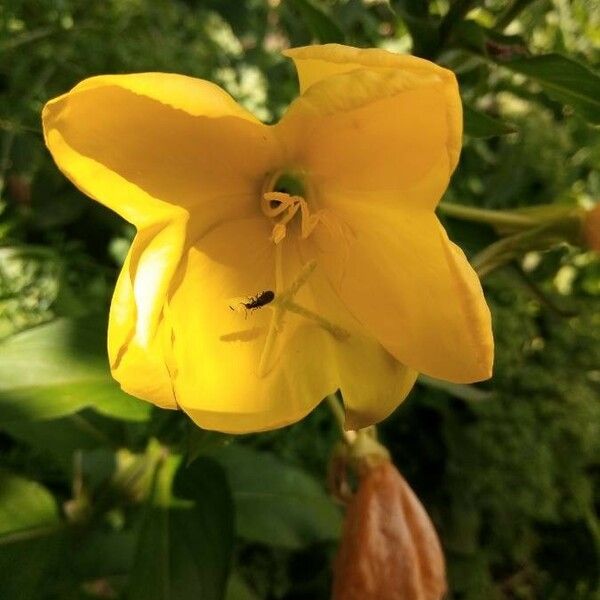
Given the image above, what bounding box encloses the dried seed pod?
[332,459,446,600]
[583,204,600,252]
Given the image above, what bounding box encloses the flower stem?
[0,523,65,546]
[438,202,537,229]
[495,0,537,30]
[326,393,356,444]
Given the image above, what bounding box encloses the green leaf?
[0,319,150,424]
[212,445,341,549]
[0,469,59,539]
[499,54,600,124]
[418,375,494,402]
[71,530,136,578]
[173,459,234,598]
[0,535,63,600]
[463,105,517,138]
[0,472,64,600]
[2,414,113,470]
[127,457,234,600]
[286,0,345,44]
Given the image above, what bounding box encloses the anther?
[261,191,323,244]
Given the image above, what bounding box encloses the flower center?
[261,172,322,244]
[226,173,351,377]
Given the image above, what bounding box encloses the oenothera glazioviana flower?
[42,44,493,433]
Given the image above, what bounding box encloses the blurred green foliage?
[0,0,599,599]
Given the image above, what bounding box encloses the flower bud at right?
[583,204,600,252]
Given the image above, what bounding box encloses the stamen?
[275,243,284,293]
[261,192,294,218]
[285,259,317,297]
[254,177,350,376]
[282,300,349,340]
[261,191,323,244]
[257,305,285,378]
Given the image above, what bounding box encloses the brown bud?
[332,460,446,600]
[583,204,600,252]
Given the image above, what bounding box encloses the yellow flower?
[42,44,493,433]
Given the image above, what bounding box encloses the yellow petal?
[336,339,418,431]
[295,247,419,430]
[102,209,188,371]
[283,43,462,173]
[275,67,459,207]
[313,197,494,383]
[284,44,453,91]
[166,217,319,432]
[43,73,283,356]
[164,218,416,432]
[42,73,280,228]
[108,246,177,409]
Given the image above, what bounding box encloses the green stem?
[0,523,64,546]
[438,202,537,228]
[0,127,16,198]
[325,393,356,444]
[582,508,600,593]
[471,217,578,278]
[495,0,539,30]
[508,263,576,318]
[1,27,56,53]
[439,0,477,46]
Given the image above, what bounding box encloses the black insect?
[229,290,275,317]
[244,290,275,310]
